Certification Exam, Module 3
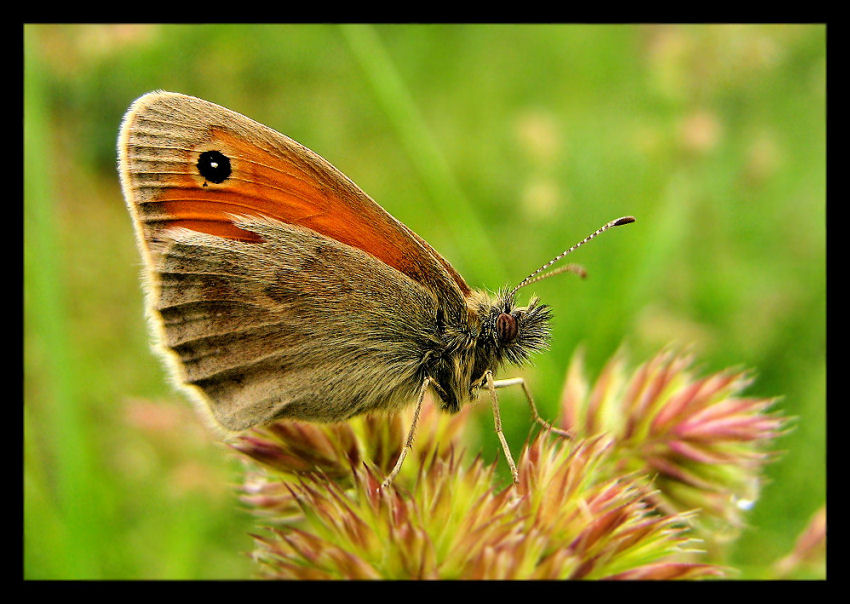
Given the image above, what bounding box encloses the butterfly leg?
[492,376,572,439]
[381,376,431,490]
[484,371,520,486]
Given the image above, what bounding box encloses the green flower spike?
[232,348,784,579]
[558,348,790,537]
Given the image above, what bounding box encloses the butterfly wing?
[119,91,469,305]
[149,215,442,430]
[118,91,465,430]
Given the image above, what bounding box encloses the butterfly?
[118,91,634,487]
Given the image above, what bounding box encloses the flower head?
[232,348,783,579]
[243,432,724,579]
[558,348,789,535]
[225,352,785,579]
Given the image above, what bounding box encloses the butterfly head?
[476,288,552,368]
[426,288,551,414]
[429,216,636,413]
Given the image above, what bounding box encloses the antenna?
[509,216,635,296]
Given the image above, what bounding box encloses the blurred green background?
[24,24,825,579]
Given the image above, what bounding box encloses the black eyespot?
[496,312,518,343]
[197,150,231,184]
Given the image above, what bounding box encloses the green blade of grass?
[24,30,105,579]
[339,24,507,284]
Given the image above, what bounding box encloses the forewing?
[118,91,469,311]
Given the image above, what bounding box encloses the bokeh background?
[24,24,825,579]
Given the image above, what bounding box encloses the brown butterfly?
[118,91,634,487]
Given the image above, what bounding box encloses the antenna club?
[614,216,636,226]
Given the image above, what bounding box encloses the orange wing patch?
[122,92,470,300]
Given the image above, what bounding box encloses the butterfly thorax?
[427,289,551,413]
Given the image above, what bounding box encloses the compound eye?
[496,312,518,343]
